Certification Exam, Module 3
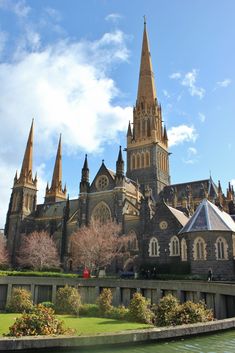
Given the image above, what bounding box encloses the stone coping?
[1,318,235,351]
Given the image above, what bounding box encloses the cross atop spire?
[137,19,157,106]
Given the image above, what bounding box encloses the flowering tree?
[17,231,60,270]
[70,220,130,274]
[0,232,8,266]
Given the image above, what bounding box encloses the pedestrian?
[207,268,213,281]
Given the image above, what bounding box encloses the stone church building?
[4,22,235,279]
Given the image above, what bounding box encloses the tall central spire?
[137,18,157,105]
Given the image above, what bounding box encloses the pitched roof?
[161,178,218,202]
[179,199,235,234]
[166,205,189,226]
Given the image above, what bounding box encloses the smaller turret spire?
[116,146,124,178]
[127,121,132,137]
[81,154,89,183]
[45,134,66,203]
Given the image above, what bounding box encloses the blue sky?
[0,0,234,227]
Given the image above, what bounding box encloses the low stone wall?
[1,277,235,318]
[0,317,235,351]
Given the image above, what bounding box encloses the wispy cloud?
[183,147,198,164]
[0,0,31,17]
[198,112,206,123]
[163,89,170,98]
[168,125,198,147]
[181,69,205,99]
[105,13,122,23]
[216,78,232,88]
[170,69,205,99]
[169,72,181,79]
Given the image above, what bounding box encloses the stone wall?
[1,277,235,319]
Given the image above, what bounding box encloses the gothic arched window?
[181,238,187,261]
[169,236,180,256]
[146,151,150,167]
[131,154,136,170]
[137,154,140,169]
[215,237,228,260]
[141,153,145,168]
[149,237,160,257]
[91,202,111,224]
[193,237,207,260]
[127,230,139,251]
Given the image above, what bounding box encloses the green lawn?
[0,313,152,336]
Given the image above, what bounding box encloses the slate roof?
[35,199,78,219]
[179,199,235,234]
[161,178,218,202]
[166,205,189,226]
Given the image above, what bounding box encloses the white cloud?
[169,72,181,79]
[168,125,198,147]
[105,13,122,23]
[181,69,205,99]
[216,79,232,88]
[182,147,198,164]
[0,28,132,227]
[0,31,7,56]
[231,179,235,188]
[163,89,170,98]
[198,112,206,123]
[0,0,30,17]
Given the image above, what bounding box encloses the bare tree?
[17,231,60,270]
[70,219,130,274]
[0,232,8,266]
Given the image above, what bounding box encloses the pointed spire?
[51,134,62,191]
[18,119,36,186]
[218,180,222,194]
[137,18,157,106]
[81,154,89,183]
[45,134,66,203]
[116,146,124,178]
[163,125,168,141]
[127,121,132,137]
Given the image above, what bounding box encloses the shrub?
[55,285,81,315]
[154,294,180,326]
[79,304,100,317]
[108,305,130,321]
[6,288,33,313]
[7,304,67,337]
[176,301,213,325]
[40,301,55,310]
[154,294,214,326]
[129,292,154,324]
[96,288,113,314]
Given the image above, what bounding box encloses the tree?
[70,219,129,274]
[17,231,60,270]
[0,232,8,266]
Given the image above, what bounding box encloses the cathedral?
[4,22,235,279]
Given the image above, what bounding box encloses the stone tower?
[5,120,37,263]
[45,134,67,203]
[126,20,170,200]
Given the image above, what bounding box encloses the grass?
[0,313,152,337]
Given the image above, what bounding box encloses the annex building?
[4,22,235,279]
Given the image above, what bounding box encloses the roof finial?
[143,15,146,26]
